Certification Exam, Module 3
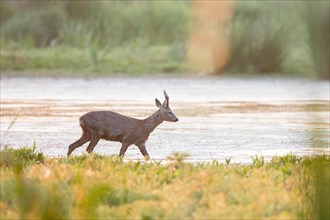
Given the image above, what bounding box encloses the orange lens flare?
[187,0,235,74]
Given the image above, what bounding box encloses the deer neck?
[143,110,163,133]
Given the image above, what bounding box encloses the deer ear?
[155,98,162,108]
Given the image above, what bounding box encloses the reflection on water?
[1,77,329,163]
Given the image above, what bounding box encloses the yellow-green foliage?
[0,147,329,219]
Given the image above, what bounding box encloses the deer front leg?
[137,144,150,160]
[119,142,130,157]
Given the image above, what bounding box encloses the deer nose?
[174,118,179,122]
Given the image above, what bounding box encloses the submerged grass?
[0,146,329,219]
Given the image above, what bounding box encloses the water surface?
[1,76,329,163]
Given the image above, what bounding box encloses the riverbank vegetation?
[0,1,329,78]
[0,146,329,219]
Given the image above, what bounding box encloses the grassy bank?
[0,146,329,219]
[0,1,329,78]
[0,44,188,76]
[0,1,188,76]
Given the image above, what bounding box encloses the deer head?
[155,90,179,122]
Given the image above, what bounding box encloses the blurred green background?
[0,0,329,79]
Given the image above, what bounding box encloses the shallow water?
[1,76,329,163]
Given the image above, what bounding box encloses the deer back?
[80,111,144,140]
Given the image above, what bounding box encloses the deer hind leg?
[86,130,103,154]
[67,132,90,156]
[86,130,101,154]
[86,138,100,154]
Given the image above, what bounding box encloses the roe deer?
[67,90,178,159]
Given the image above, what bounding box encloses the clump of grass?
[166,151,190,168]
[251,155,265,168]
[0,144,44,172]
[272,152,301,165]
[211,159,220,166]
[225,157,232,165]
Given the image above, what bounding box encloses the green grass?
[0,146,329,219]
[0,1,189,76]
[0,1,189,47]
[225,1,287,74]
[303,1,330,79]
[0,144,44,173]
[0,1,328,78]
[225,1,329,79]
[0,44,188,76]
